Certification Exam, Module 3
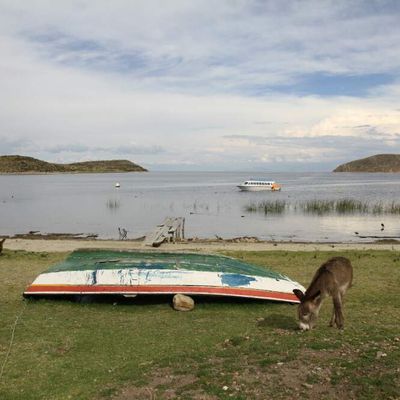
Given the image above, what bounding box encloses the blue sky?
[0,0,399,171]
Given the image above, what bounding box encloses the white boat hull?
[23,250,304,303]
[237,185,279,192]
[24,268,304,302]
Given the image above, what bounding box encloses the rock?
[376,351,387,359]
[302,383,313,389]
[172,294,195,311]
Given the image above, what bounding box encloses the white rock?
[172,294,195,311]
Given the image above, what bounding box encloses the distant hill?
[333,154,400,173]
[0,155,147,174]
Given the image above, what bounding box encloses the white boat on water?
[237,179,281,192]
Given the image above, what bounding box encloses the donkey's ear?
[309,290,321,301]
[293,289,305,301]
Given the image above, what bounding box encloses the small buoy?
[115,183,120,188]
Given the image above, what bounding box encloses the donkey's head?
[293,289,322,330]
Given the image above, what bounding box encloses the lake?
[0,171,399,242]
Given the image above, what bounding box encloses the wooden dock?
[144,217,185,247]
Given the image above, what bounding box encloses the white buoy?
[115,182,120,188]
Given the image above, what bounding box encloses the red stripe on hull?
[24,284,299,302]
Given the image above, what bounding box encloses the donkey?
[293,256,353,330]
[0,238,5,255]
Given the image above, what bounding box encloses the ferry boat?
[237,179,281,192]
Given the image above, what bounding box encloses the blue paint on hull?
[221,273,256,287]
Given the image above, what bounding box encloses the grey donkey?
[293,257,353,330]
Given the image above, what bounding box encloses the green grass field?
[0,249,399,399]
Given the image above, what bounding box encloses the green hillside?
[0,155,147,173]
[333,154,400,173]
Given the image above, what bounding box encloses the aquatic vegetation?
[244,199,400,215]
[244,200,287,214]
[300,200,335,215]
[371,202,384,214]
[335,199,368,214]
[191,201,211,214]
[106,199,120,209]
[387,201,400,214]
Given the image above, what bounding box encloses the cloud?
[0,1,399,170]
[2,1,400,94]
[44,143,165,155]
[0,136,35,154]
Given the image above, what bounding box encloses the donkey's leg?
[333,293,344,329]
[329,305,336,327]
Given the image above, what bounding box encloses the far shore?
[3,237,400,253]
[0,170,147,175]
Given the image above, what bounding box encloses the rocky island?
[0,155,147,174]
[333,154,400,173]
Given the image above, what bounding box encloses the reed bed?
[106,199,120,209]
[387,201,400,214]
[244,200,287,214]
[335,199,369,214]
[300,199,335,215]
[302,199,369,215]
[244,198,400,215]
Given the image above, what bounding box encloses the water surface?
[0,171,399,242]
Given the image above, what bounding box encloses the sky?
[0,0,399,171]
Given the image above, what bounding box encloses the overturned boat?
[24,249,304,303]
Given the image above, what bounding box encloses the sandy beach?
[4,238,400,253]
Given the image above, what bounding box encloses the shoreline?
[3,237,400,253]
[0,170,147,175]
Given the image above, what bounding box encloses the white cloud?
[0,1,399,170]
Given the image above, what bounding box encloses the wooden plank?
[145,217,184,247]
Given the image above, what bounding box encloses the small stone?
[172,294,195,311]
[222,386,229,391]
[302,383,313,389]
[376,351,387,359]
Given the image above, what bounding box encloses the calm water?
[0,171,399,242]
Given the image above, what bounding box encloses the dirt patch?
[112,368,200,400]
[110,347,362,400]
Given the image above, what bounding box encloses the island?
[333,154,400,173]
[0,155,147,174]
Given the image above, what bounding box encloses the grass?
[0,250,399,399]
[106,200,120,210]
[334,199,369,214]
[387,201,400,214]
[300,199,335,215]
[245,200,287,214]
[245,198,400,216]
